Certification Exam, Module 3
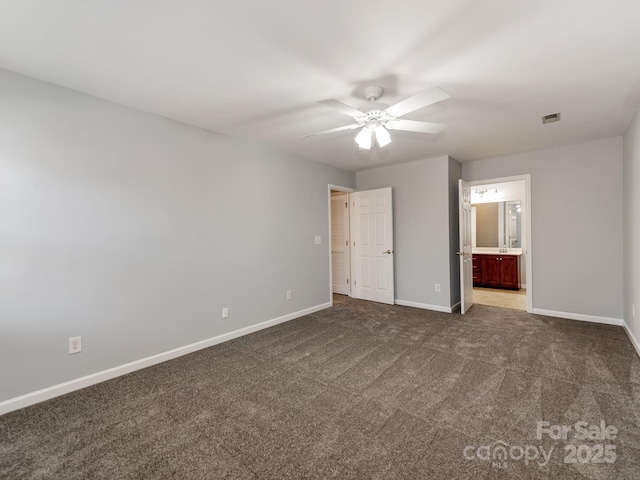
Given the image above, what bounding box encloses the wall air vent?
[542,112,561,124]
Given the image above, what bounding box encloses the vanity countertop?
[472,248,522,256]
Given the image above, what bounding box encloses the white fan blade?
[385,86,450,118]
[304,123,362,138]
[386,119,446,134]
[319,99,366,118]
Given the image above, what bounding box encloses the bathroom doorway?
[466,175,532,312]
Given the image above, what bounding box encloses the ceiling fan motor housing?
[360,105,393,127]
[360,86,392,125]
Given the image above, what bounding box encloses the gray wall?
[356,156,460,310]
[0,69,355,402]
[623,108,640,346]
[463,137,623,319]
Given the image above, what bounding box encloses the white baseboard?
[395,299,456,314]
[0,302,331,417]
[530,308,623,326]
[623,321,640,358]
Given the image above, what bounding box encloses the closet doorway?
[328,185,396,305]
[330,189,351,295]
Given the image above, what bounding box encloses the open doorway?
[330,188,351,296]
[464,175,532,312]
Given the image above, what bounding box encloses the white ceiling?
[1,0,639,172]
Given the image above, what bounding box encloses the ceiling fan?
[306,85,450,149]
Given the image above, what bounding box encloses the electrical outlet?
[68,336,82,354]
[222,307,229,319]
[435,284,441,293]
[315,235,321,245]
[286,290,292,301]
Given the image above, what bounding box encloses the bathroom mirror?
[473,201,521,248]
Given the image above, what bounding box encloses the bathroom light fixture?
[475,187,498,197]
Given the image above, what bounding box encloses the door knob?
[383,249,393,254]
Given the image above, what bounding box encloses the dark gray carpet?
[1,296,639,479]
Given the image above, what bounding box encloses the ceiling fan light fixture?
[310,85,450,149]
[375,126,392,147]
[355,127,372,149]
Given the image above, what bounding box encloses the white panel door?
[459,179,474,313]
[351,187,394,305]
[331,192,350,295]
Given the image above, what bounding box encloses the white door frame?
[328,184,355,305]
[465,174,532,313]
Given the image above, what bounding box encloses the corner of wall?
[623,321,640,358]
[623,106,640,354]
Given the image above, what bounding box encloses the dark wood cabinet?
[482,256,501,287]
[472,255,482,284]
[472,254,520,290]
[499,256,519,288]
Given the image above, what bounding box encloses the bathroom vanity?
[472,250,521,290]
